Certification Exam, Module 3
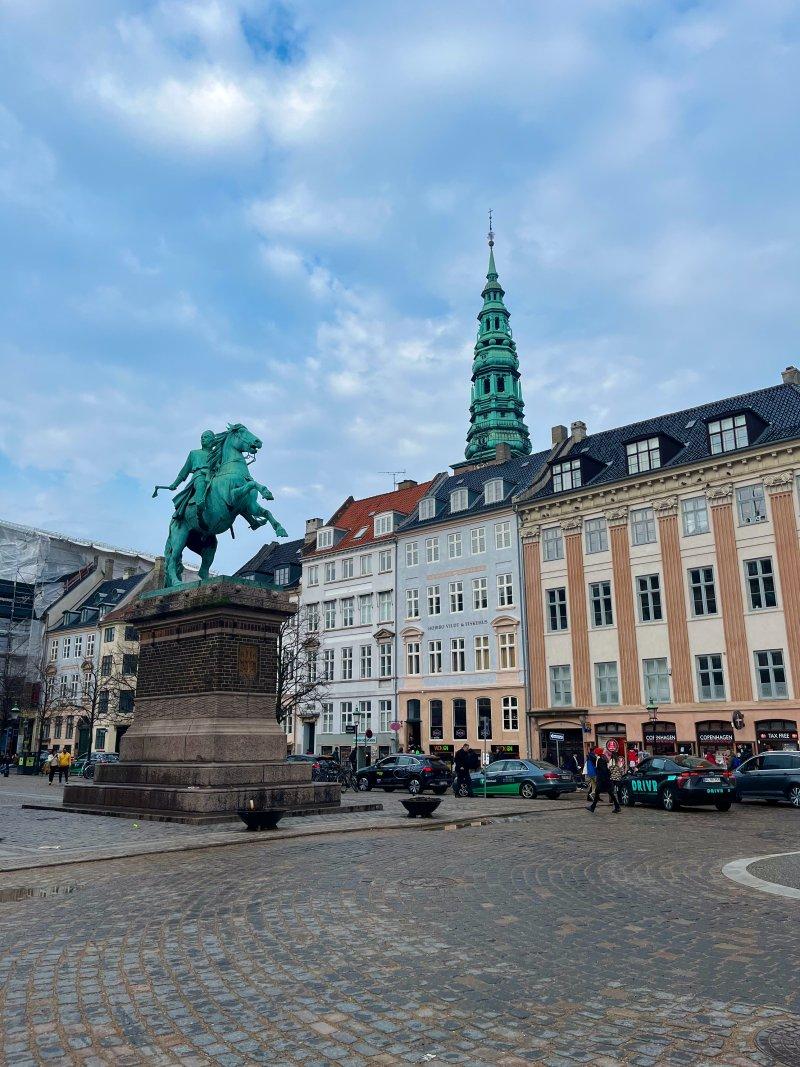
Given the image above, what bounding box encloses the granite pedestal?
[63,577,340,821]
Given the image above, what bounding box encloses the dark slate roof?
[51,573,148,632]
[236,538,304,588]
[398,452,550,533]
[519,381,800,504]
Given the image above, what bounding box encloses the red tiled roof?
[303,480,435,557]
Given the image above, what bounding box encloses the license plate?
[707,788,724,794]
[560,775,571,780]
[704,776,721,783]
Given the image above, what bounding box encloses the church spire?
[465,222,532,463]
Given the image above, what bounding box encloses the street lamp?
[646,700,659,755]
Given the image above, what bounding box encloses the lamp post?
[646,700,659,756]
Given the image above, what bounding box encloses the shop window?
[477,697,492,739]
[453,699,467,739]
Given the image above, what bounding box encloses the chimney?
[551,425,568,446]
[102,558,114,579]
[122,567,134,579]
[570,420,587,443]
[396,479,417,491]
[494,443,511,464]
[305,517,323,545]
[782,366,800,386]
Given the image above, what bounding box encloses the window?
[341,647,353,680]
[321,703,334,733]
[54,716,62,739]
[406,588,420,619]
[425,537,439,563]
[124,625,137,642]
[502,696,518,731]
[449,581,464,613]
[494,521,512,550]
[755,650,788,699]
[451,638,466,672]
[377,699,392,733]
[86,633,95,658]
[374,513,394,536]
[324,601,336,629]
[447,532,463,559]
[119,690,135,714]
[322,649,335,681]
[450,488,469,512]
[595,662,619,705]
[736,484,767,525]
[419,498,436,521]
[637,574,663,622]
[360,554,372,576]
[498,632,516,669]
[122,654,138,675]
[307,565,319,586]
[550,665,572,706]
[688,567,717,616]
[50,640,58,662]
[324,561,336,583]
[74,635,83,659]
[339,702,354,733]
[547,588,568,632]
[98,691,109,714]
[341,557,354,579]
[317,529,334,549]
[428,640,443,674]
[379,643,393,678]
[427,585,441,616]
[406,642,421,675]
[306,603,320,631]
[484,479,504,504]
[643,658,670,703]
[453,699,467,736]
[65,715,74,735]
[430,699,443,732]
[358,594,372,625]
[359,645,372,679]
[497,573,514,607]
[69,673,79,699]
[101,655,112,677]
[95,728,107,751]
[378,549,393,573]
[626,437,661,474]
[709,414,748,455]
[474,635,490,671]
[341,597,355,627]
[746,558,777,610]
[584,517,608,554]
[62,636,71,660]
[589,581,613,627]
[473,577,488,610]
[103,627,114,643]
[681,496,709,536]
[630,507,656,545]
[696,654,725,700]
[477,697,492,739]
[274,566,290,586]
[471,527,486,554]
[542,526,564,561]
[552,459,582,492]
[59,675,68,698]
[378,590,393,623]
[405,542,419,567]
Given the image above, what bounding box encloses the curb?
[722,850,800,900]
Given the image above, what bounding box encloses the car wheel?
[519,781,537,800]
[619,785,635,807]
[788,785,800,808]
[432,787,448,795]
[356,777,371,792]
[715,800,732,812]
[408,777,423,795]
[660,787,679,812]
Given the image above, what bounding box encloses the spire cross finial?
[487,209,494,248]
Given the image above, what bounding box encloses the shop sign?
[431,744,454,757]
[491,744,520,757]
[758,730,799,742]
[643,728,677,743]
[698,730,734,745]
[344,724,357,735]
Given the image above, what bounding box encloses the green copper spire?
[465,221,532,463]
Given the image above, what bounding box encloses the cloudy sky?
[1,0,799,573]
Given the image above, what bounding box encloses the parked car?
[356,754,451,795]
[734,751,800,807]
[464,759,576,799]
[70,755,89,777]
[82,752,121,779]
[286,754,340,783]
[619,755,735,812]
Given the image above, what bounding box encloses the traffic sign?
[344,724,357,734]
[550,731,565,741]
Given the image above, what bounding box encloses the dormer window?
[316,528,334,549]
[552,458,582,493]
[626,437,661,474]
[708,414,748,455]
[418,498,436,521]
[450,488,469,513]
[374,513,394,536]
[274,566,290,586]
[484,478,504,504]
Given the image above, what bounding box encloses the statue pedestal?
[62,578,339,822]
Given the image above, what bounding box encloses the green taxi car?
[619,755,735,812]
[467,758,576,799]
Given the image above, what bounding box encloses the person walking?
[587,749,620,813]
[610,755,625,806]
[453,743,474,798]
[584,748,598,802]
[57,748,72,784]
[47,747,59,785]
[0,751,11,778]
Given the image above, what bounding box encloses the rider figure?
[169,430,215,510]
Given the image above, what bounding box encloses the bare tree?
[275,605,330,727]
[39,652,137,759]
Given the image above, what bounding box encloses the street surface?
[2,784,800,1065]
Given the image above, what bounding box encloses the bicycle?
[337,767,359,793]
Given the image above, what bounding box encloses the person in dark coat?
[587,750,620,813]
[453,743,474,797]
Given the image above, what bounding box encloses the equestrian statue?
[153,423,287,587]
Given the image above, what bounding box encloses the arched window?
[406,699,421,722]
[483,378,490,394]
[497,377,505,392]
[430,700,443,731]
[453,699,467,739]
[477,697,492,739]
[494,316,499,329]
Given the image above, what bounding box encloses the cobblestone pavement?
[749,851,800,890]
[2,800,800,1065]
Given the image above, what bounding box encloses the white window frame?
[379,699,392,733]
[451,638,466,673]
[427,585,441,616]
[736,484,767,525]
[494,521,512,550]
[341,647,353,680]
[472,577,488,610]
[379,643,393,679]
[584,517,608,554]
[498,632,516,669]
[708,414,748,455]
[755,649,788,699]
[474,635,490,671]
[688,566,717,617]
[497,573,514,607]
[589,581,613,627]
[359,645,372,679]
[542,526,564,562]
[317,528,334,549]
[546,587,568,632]
[637,574,663,622]
[340,597,355,627]
[450,488,469,513]
[418,498,436,521]
[406,588,420,619]
[449,581,464,613]
[307,564,319,586]
[552,459,582,493]
[630,507,656,546]
[484,479,504,504]
[594,661,619,705]
[324,601,336,629]
[374,513,394,536]
[86,633,95,659]
[324,561,336,583]
[405,541,419,568]
[696,654,725,701]
[745,557,777,610]
[471,527,486,554]
[322,649,335,682]
[626,437,661,474]
[428,640,443,674]
[358,594,373,625]
[378,549,393,573]
[550,665,572,706]
[321,703,334,733]
[406,642,421,675]
[502,695,519,731]
[643,657,670,703]
[681,496,709,537]
[378,590,393,623]
[341,558,354,580]
[425,537,439,563]
[447,532,463,559]
[360,554,372,576]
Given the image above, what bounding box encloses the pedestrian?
[348,747,357,773]
[729,750,742,771]
[453,743,474,798]
[627,748,639,772]
[570,751,583,777]
[714,750,727,768]
[57,747,72,784]
[584,748,598,802]
[587,749,621,814]
[331,746,340,763]
[610,755,625,806]
[47,747,58,785]
[0,751,10,778]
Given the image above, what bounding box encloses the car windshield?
[671,756,718,770]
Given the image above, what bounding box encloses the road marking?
[722,850,800,900]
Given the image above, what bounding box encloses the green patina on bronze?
[153,424,287,587]
[465,227,532,463]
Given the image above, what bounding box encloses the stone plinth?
[63,577,340,821]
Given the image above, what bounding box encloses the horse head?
[225,422,262,456]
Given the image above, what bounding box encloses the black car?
[356,754,451,795]
[82,752,121,779]
[734,751,800,807]
[286,754,340,783]
[619,755,735,812]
